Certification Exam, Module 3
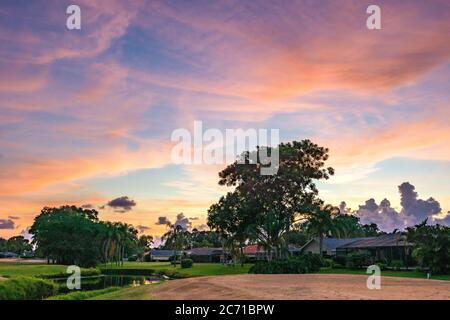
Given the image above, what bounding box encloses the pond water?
[53,275,163,293]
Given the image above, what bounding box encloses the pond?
[53,275,163,293]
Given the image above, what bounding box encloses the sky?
[0,0,449,239]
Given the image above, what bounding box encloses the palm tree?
[162,223,190,265]
[306,204,339,257]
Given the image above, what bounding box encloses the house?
[301,237,371,256]
[335,233,413,265]
[243,245,259,261]
[0,252,19,258]
[243,244,303,261]
[188,247,223,263]
[149,249,177,261]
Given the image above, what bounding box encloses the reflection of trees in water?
[57,275,156,293]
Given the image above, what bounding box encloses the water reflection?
[53,275,162,293]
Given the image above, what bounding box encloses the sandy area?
[151,274,450,300]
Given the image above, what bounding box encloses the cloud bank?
[353,182,449,232]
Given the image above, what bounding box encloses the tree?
[304,204,339,257]
[138,235,153,252]
[161,224,190,264]
[208,191,252,264]
[406,220,449,274]
[29,205,139,267]
[190,229,221,248]
[208,140,334,261]
[30,206,102,266]
[5,236,32,254]
[0,238,6,252]
[362,223,382,236]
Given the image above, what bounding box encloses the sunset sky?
[1,0,449,240]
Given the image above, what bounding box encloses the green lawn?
[0,263,69,278]
[91,283,163,300]
[0,262,99,278]
[104,262,253,277]
[319,267,450,281]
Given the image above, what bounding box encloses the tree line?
[29,206,152,267]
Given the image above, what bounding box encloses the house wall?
[151,256,171,261]
[303,240,332,256]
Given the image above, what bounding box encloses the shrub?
[143,254,152,262]
[375,262,387,271]
[0,277,58,300]
[389,260,404,271]
[345,250,371,269]
[249,254,322,274]
[181,259,193,268]
[322,258,334,268]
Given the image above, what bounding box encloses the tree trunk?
[319,234,323,257]
[240,246,244,266]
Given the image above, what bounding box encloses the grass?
[103,262,253,277]
[48,287,122,300]
[91,283,163,300]
[0,262,100,278]
[319,267,450,281]
[0,263,69,278]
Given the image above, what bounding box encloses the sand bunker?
[151,274,450,300]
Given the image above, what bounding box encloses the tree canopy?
[208,140,335,261]
[29,205,145,267]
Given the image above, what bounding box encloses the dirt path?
[150,274,450,300]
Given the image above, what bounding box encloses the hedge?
[181,259,193,268]
[0,277,58,300]
[249,254,322,274]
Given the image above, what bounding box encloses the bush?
[143,254,152,262]
[249,254,322,274]
[389,260,404,271]
[181,259,193,268]
[322,258,334,268]
[127,255,138,262]
[375,262,387,271]
[0,277,58,300]
[345,250,371,269]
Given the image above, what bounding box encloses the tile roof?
[150,250,176,256]
[189,247,223,255]
[338,233,411,248]
[243,245,260,254]
[322,237,373,251]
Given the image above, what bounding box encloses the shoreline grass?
[47,287,122,300]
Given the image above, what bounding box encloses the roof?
[243,245,260,255]
[243,244,302,254]
[338,233,411,249]
[189,247,223,255]
[301,237,372,252]
[150,250,176,257]
[323,238,373,251]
